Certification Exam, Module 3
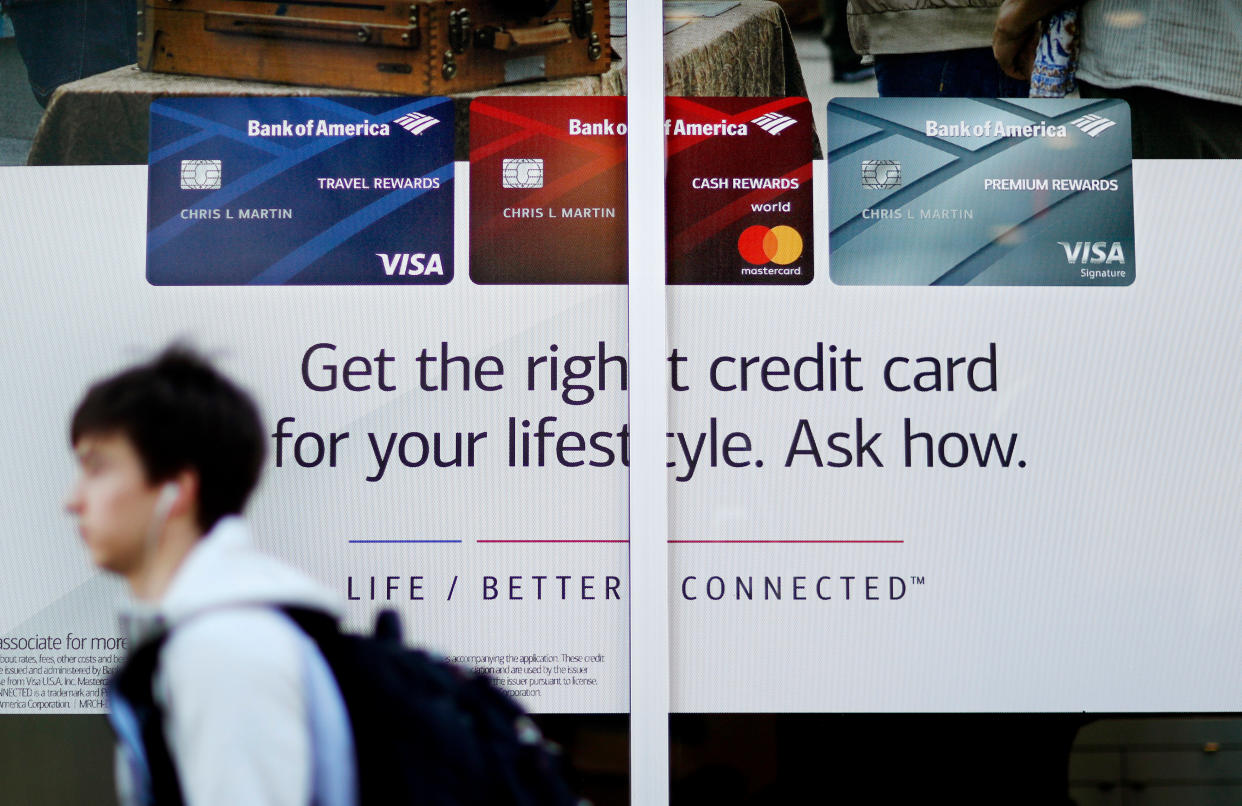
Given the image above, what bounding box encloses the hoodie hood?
[122,516,340,648]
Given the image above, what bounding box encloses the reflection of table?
[663,1,807,97]
[27,1,809,165]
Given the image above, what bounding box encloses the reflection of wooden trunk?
[138,0,610,93]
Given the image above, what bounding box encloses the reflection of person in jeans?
[994,0,1242,158]
[847,0,1028,97]
[820,0,873,82]
[3,0,136,106]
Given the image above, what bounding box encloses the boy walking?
[66,347,355,806]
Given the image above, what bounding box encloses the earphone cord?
[141,483,179,598]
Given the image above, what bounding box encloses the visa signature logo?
[1058,241,1126,265]
[376,252,445,276]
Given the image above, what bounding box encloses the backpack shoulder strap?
[108,633,186,806]
[107,604,342,806]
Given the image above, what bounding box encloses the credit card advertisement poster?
[2,91,1242,719]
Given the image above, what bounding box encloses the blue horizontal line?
[348,540,462,544]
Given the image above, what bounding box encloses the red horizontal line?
[668,540,904,544]
[476,539,630,543]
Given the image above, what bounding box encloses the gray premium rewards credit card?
[827,98,1134,286]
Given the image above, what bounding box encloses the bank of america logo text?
[181,160,222,190]
[394,112,440,135]
[751,112,797,135]
[1069,114,1117,137]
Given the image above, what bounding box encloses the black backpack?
[110,607,585,806]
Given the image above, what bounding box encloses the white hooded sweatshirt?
[115,517,356,806]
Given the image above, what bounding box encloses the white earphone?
[145,481,180,553]
[154,481,180,521]
[135,481,182,598]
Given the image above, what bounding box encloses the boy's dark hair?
[71,346,266,533]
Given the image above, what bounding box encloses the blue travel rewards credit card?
[827,97,1134,286]
[147,96,454,285]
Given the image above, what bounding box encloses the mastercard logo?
[737,225,803,265]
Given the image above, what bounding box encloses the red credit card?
[666,97,813,285]
[470,97,627,284]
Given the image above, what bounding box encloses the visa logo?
[376,252,445,276]
[1058,241,1126,264]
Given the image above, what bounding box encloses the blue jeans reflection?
[4,0,137,106]
[874,48,1029,98]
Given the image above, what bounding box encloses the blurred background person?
[994,0,1242,158]
[847,0,1029,97]
[820,0,873,82]
[66,347,355,806]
